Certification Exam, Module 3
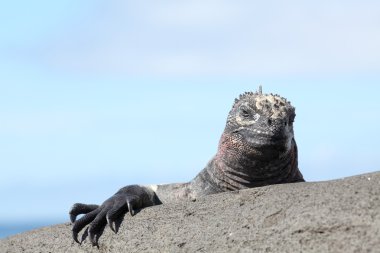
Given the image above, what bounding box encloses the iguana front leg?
[70,185,160,246]
[69,182,196,246]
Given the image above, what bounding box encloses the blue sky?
[1,0,380,234]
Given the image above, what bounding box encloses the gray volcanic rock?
[1,172,379,253]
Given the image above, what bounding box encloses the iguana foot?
[69,185,157,246]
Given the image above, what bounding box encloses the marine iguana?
[69,87,304,246]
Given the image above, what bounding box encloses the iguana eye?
[241,108,250,118]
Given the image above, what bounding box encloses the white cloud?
[14,0,380,76]
[143,0,242,27]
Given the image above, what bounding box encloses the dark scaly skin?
[70,88,304,246]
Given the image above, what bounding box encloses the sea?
[0,220,65,239]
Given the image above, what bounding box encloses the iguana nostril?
[267,119,272,125]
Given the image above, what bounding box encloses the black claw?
[70,214,76,223]
[89,231,99,247]
[110,223,116,233]
[127,200,136,216]
[72,231,81,245]
[107,216,116,233]
[111,222,116,233]
[89,231,95,246]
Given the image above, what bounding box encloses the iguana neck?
[195,132,301,193]
[158,133,303,201]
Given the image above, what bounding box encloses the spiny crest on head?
[233,85,263,105]
[233,86,292,112]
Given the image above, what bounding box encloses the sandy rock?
[1,172,379,253]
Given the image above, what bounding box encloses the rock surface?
[1,172,380,253]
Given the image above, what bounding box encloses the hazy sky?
[1,0,380,227]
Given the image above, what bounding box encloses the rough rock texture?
[1,172,379,253]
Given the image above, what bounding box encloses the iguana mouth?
[248,136,290,149]
[234,128,290,146]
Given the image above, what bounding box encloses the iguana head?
[221,87,296,160]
